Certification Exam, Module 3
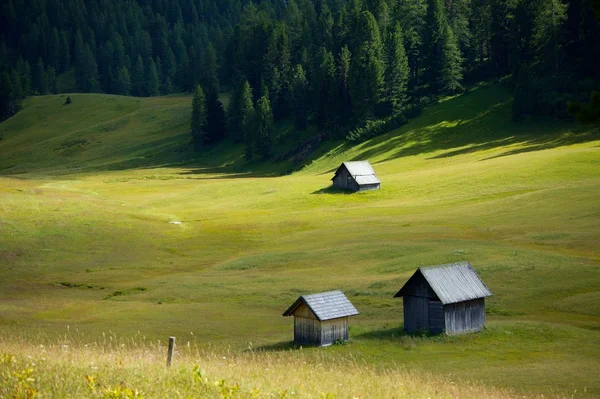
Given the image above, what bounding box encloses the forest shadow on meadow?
[347,86,599,166]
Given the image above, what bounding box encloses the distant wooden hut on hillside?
[283,290,359,346]
[331,161,380,191]
[394,262,493,335]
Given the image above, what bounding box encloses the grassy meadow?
[1,84,599,397]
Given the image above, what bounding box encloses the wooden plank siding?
[320,317,349,346]
[332,166,358,191]
[444,298,486,335]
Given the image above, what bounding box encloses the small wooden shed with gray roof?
[331,161,380,191]
[283,290,359,346]
[394,261,493,335]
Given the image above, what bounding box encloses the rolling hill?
[1,83,599,397]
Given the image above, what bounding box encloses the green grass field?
[1,84,599,397]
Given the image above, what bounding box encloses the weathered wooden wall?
[403,296,429,333]
[292,303,350,346]
[320,317,348,346]
[428,300,445,334]
[444,298,486,335]
[333,167,357,191]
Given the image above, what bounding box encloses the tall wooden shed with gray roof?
[331,161,380,191]
[283,290,359,346]
[394,262,493,335]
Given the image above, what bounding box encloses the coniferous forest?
[1,0,600,158]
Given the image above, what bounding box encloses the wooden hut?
[394,262,492,335]
[331,161,380,192]
[283,290,359,346]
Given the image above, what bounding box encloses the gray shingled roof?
[282,290,359,321]
[395,261,493,305]
[343,161,376,176]
[331,161,380,184]
[355,174,381,185]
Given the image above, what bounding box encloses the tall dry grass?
[0,329,527,399]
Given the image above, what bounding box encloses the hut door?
[428,300,444,334]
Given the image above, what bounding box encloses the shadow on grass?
[252,341,300,352]
[311,185,355,195]
[344,86,599,166]
[357,326,444,341]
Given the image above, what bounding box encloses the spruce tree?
[255,94,274,160]
[163,77,174,94]
[384,23,409,115]
[349,11,384,121]
[423,0,448,92]
[60,30,71,73]
[206,90,227,144]
[11,70,23,99]
[49,28,61,71]
[290,64,308,130]
[21,61,32,96]
[146,59,160,96]
[116,66,131,95]
[132,56,145,96]
[83,46,100,92]
[239,80,256,161]
[34,58,47,94]
[335,45,353,131]
[438,25,464,93]
[489,0,515,75]
[190,84,208,150]
[201,43,219,94]
[314,48,336,131]
[227,79,243,142]
[46,67,57,94]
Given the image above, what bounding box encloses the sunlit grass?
[0,83,599,396]
[0,330,520,399]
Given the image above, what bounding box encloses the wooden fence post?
[166,336,175,367]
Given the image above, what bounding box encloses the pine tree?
[132,56,145,96]
[489,0,515,75]
[314,47,336,131]
[438,25,464,93]
[11,70,23,99]
[201,43,219,94]
[290,64,308,130]
[206,90,227,144]
[335,45,353,131]
[227,79,243,143]
[82,45,100,92]
[146,59,160,96]
[423,0,448,92]
[163,77,174,94]
[349,11,384,121]
[384,23,410,115]
[46,67,57,94]
[239,80,256,161]
[49,28,61,71]
[116,66,131,95]
[60,30,71,73]
[190,84,208,150]
[20,60,32,96]
[0,71,20,121]
[255,94,274,160]
[34,58,47,94]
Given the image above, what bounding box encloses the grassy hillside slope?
[1,84,599,397]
